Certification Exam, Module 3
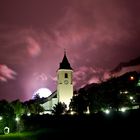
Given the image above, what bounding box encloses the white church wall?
[41,98,58,112]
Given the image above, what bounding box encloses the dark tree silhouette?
[52,102,67,115]
[0,100,16,133]
[23,99,44,115]
[70,89,89,114]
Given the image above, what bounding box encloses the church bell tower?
[57,51,73,109]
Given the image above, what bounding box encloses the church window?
[65,73,68,78]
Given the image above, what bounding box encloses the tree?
[0,100,15,133]
[52,102,67,115]
[23,99,44,115]
[70,89,89,114]
[11,99,25,117]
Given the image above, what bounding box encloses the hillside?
[111,56,140,72]
[111,56,140,77]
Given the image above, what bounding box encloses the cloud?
[33,72,48,81]
[0,0,140,101]
[102,71,112,81]
[111,65,140,77]
[0,64,17,82]
[88,77,100,84]
[51,1,137,51]
[73,66,108,88]
[0,76,7,82]
[26,36,41,57]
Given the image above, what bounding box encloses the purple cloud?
[0,64,17,82]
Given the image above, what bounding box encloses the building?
[41,51,73,113]
[57,51,73,108]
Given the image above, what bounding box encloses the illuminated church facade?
[41,52,73,112]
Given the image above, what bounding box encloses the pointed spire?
[64,48,66,55]
[59,50,72,70]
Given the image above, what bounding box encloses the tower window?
[65,73,68,78]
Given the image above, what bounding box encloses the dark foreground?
[1,109,140,139]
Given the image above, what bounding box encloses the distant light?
[120,107,126,112]
[130,76,134,80]
[0,116,2,120]
[137,79,140,86]
[85,110,90,114]
[39,112,43,115]
[43,111,52,115]
[129,96,133,100]
[137,82,140,86]
[27,113,31,116]
[15,117,20,122]
[86,106,90,114]
[124,91,128,94]
[132,105,139,109]
[120,90,128,94]
[132,99,135,103]
[43,111,48,114]
[120,91,123,94]
[70,111,75,115]
[104,109,110,114]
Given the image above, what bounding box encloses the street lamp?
[27,112,31,116]
[15,117,20,122]
[130,76,135,80]
[104,109,110,114]
[15,117,20,132]
[129,96,134,100]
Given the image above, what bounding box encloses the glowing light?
[85,106,90,114]
[120,107,126,112]
[130,76,134,80]
[132,99,135,103]
[104,109,110,114]
[43,111,52,115]
[27,113,31,116]
[129,96,133,100]
[33,88,52,99]
[15,117,20,122]
[137,79,140,86]
[120,90,128,94]
[43,111,48,114]
[39,112,43,115]
[124,91,128,94]
[70,111,75,115]
[0,116,2,120]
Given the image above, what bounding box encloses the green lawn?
[0,132,35,140]
[0,129,49,140]
[0,128,64,140]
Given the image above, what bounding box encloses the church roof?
[59,51,72,70]
[37,90,57,104]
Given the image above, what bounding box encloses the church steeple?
[57,50,73,109]
[59,50,72,70]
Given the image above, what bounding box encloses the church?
[41,51,73,113]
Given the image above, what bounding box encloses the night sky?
[0,0,140,101]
